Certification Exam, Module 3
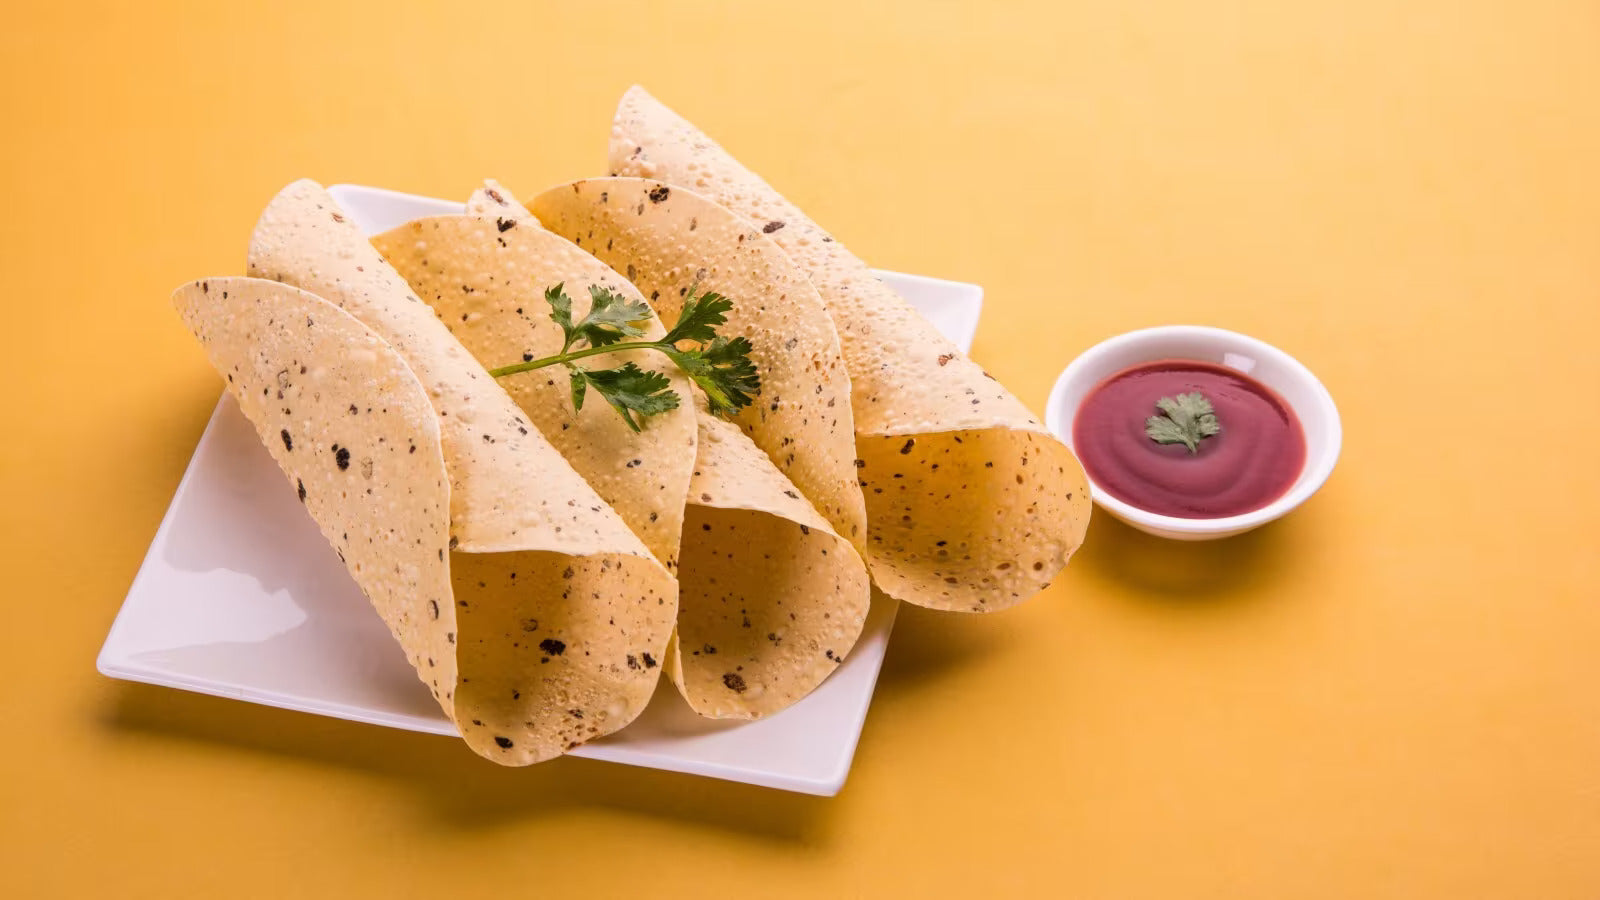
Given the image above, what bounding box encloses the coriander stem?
[488,341,668,378]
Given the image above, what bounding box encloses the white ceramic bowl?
[1045,326,1341,541]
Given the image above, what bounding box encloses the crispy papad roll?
[610,86,1092,612]
[243,180,676,762]
[528,177,867,555]
[373,196,868,719]
[375,208,696,570]
[677,414,869,718]
[174,276,457,720]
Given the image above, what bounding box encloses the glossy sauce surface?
[1072,360,1306,518]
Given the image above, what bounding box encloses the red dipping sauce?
[1072,360,1306,518]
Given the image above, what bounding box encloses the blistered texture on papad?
[610,87,1092,612]
[466,179,534,219]
[529,177,867,554]
[246,179,676,763]
[372,213,697,570]
[673,413,869,718]
[375,185,868,718]
[173,277,457,715]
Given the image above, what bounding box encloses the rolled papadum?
[379,200,697,570]
[610,87,1092,613]
[175,276,456,725]
[373,193,868,719]
[244,180,676,762]
[528,177,866,556]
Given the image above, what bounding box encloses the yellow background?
[3,1,1596,896]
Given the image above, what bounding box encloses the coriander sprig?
[549,283,652,351]
[1145,391,1221,454]
[488,282,760,432]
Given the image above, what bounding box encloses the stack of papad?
[371,185,869,719]
[232,179,676,763]
[609,87,1092,612]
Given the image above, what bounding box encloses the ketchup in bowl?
[1071,360,1306,518]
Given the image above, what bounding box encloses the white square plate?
[98,185,983,796]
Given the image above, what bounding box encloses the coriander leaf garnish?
[1145,391,1221,454]
[662,335,760,418]
[574,362,680,431]
[545,283,575,344]
[548,283,653,351]
[568,364,587,411]
[661,288,733,345]
[489,281,761,432]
